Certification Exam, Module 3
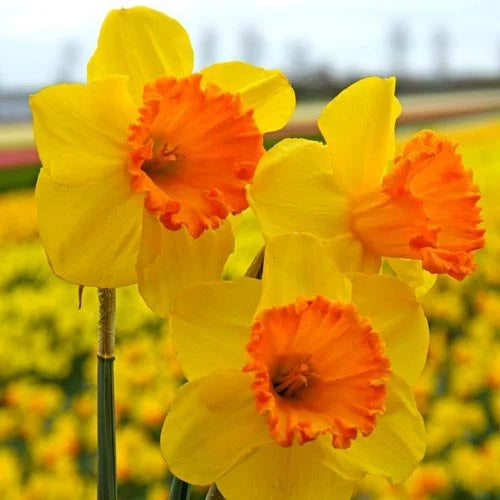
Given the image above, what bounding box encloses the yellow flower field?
[0,117,499,499]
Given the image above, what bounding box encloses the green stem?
[205,484,224,500]
[97,288,117,500]
[169,476,191,500]
[245,245,265,279]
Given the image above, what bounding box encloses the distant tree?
[432,27,450,81]
[239,27,265,65]
[389,22,410,78]
[285,40,311,80]
[497,39,500,75]
[55,39,80,83]
[199,28,218,68]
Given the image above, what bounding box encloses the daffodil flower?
[249,77,484,283]
[30,6,295,313]
[161,233,428,499]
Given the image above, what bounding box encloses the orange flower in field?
[406,463,450,499]
[249,77,485,282]
[30,7,295,313]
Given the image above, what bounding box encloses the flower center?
[142,142,181,176]
[272,354,317,398]
[350,130,484,279]
[128,74,264,238]
[245,295,391,448]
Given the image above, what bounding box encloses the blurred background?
[0,1,499,499]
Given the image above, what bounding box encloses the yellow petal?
[328,234,381,274]
[201,62,295,133]
[385,258,437,298]
[30,76,136,186]
[36,170,143,287]
[333,375,426,483]
[224,210,265,278]
[137,214,234,317]
[87,6,193,102]
[259,233,351,311]
[249,139,348,240]
[318,77,401,194]
[311,376,425,483]
[161,370,271,485]
[170,278,261,380]
[348,273,429,385]
[309,435,364,482]
[217,441,354,500]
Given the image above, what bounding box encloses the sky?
[1,0,499,89]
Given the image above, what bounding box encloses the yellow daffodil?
[30,6,295,312]
[249,77,484,282]
[161,233,428,499]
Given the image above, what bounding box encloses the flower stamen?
[273,355,318,398]
[143,142,182,175]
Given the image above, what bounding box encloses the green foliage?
[0,165,39,193]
